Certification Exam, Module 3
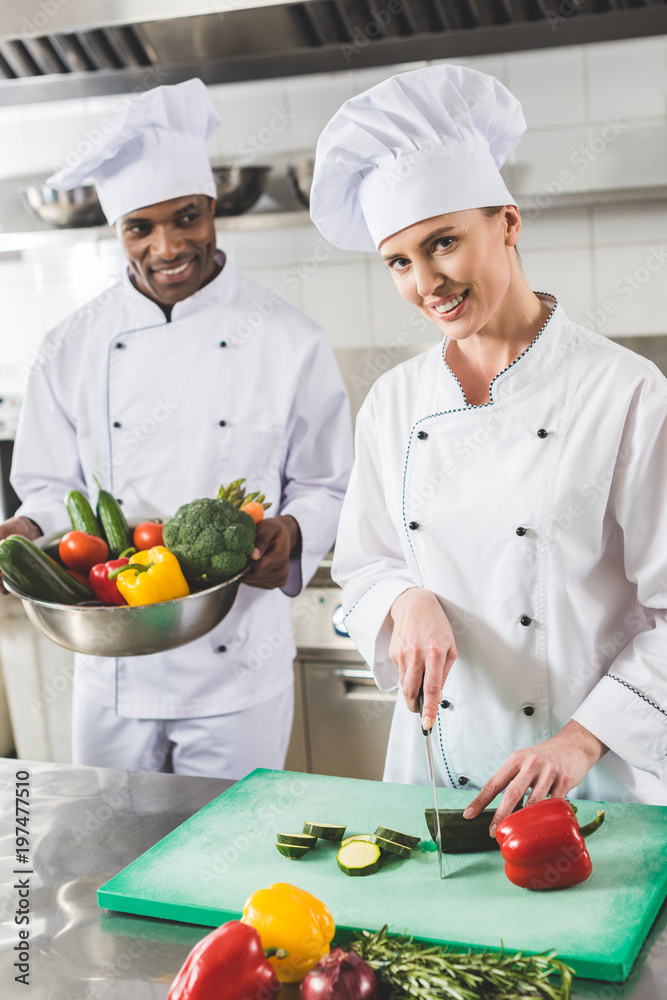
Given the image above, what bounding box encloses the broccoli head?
[162,497,256,586]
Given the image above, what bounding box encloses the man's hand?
[462,720,609,836]
[244,515,300,590]
[0,516,42,594]
[389,588,457,730]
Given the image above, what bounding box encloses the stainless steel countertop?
[0,759,665,999]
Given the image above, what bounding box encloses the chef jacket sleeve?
[279,330,353,597]
[332,393,418,691]
[571,394,667,780]
[10,345,85,537]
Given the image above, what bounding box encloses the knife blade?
[418,677,445,879]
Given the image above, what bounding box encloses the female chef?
[309,64,667,831]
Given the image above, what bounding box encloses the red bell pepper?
[167,920,283,1000]
[495,797,605,890]
[88,557,131,605]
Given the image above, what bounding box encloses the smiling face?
[379,207,522,341]
[116,194,218,307]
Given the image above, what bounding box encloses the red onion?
[300,949,377,1000]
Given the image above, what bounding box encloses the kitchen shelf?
[0,186,666,254]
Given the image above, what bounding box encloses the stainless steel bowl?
[20,184,107,229]
[212,165,271,216]
[3,529,247,657]
[287,158,315,209]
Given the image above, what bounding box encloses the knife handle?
[417,676,429,736]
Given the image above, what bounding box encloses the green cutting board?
[97,768,667,981]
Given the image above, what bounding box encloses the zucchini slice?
[425,808,500,853]
[374,826,420,850]
[276,833,317,849]
[341,834,374,848]
[370,834,412,858]
[275,843,310,860]
[337,840,381,876]
[303,822,346,840]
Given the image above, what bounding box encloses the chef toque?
[47,78,220,225]
[309,64,525,252]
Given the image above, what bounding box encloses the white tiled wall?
[0,34,666,386]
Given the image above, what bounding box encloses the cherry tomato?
[241,501,266,525]
[133,521,164,550]
[59,531,109,574]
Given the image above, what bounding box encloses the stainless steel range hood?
[0,0,666,105]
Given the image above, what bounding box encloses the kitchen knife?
[418,677,445,879]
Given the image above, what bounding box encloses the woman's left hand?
[462,720,608,836]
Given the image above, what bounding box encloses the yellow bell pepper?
[112,546,189,605]
[240,882,335,983]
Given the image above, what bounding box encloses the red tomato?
[133,521,164,550]
[59,531,109,574]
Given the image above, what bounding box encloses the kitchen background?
[0,16,665,772]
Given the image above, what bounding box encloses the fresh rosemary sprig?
[351,926,574,1000]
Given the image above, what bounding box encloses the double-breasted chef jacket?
[12,254,353,719]
[333,294,667,805]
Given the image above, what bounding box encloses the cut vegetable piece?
[275,843,310,860]
[370,834,412,858]
[337,840,381,876]
[303,822,346,840]
[276,833,317,848]
[340,834,374,848]
[425,808,500,853]
[374,826,420,850]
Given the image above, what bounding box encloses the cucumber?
[303,822,346,840]
[275,843,310,860]
[374,826,420,850]
[337,840,381,876]
[95,479,132,558]
[0,535,92,605]
[65,490,103,537]
[276,833,317,849]
[370,834,412,858]
[341,834,374,848]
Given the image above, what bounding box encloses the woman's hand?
[462,720,609,835]
[244,515,300,590]
[389,587,457,729]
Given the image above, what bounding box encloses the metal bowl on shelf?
[20,184,107,229]
[3,527,247,657]
[286,158,315,209]
[212,165,272,216]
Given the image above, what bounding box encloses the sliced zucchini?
[303,822,346,840]
[370,834,412,858]
[374,826,420,850]
[275,843,310,860]
[341,834,374,848]
[337,840,381,876]
[276,832,317,849]
[425,808,500,853]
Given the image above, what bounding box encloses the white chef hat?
[309,64,526,252]
[47,78,220,225]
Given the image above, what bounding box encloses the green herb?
[351,925,574,1000]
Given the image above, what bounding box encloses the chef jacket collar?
[441,293,568,406]
[121,249,236,324]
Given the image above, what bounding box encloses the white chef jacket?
[11,254,353,719]
[333,294,667,804]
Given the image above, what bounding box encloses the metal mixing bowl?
[20,184,107,228]
[3,528,247,657]
[212,165,271,216]
[287,158,315,209]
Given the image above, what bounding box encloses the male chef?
[1,79,353,779]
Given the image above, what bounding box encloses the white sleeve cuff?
[343,577,416,691]
[572,674,667,780]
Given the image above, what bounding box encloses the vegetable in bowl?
[163,497,256,587]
